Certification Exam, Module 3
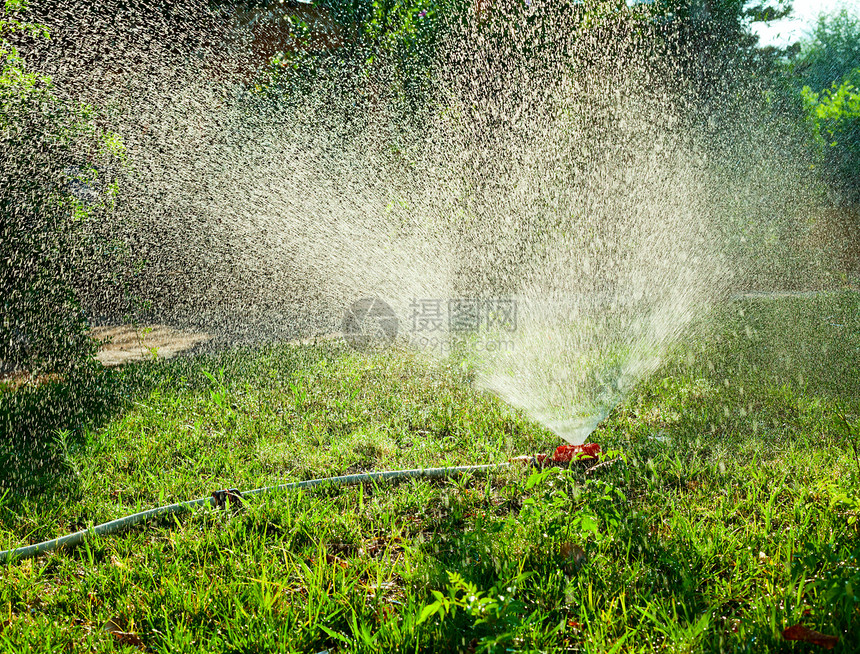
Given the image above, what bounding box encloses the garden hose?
[1,443,604,565]
[0,463,507,565]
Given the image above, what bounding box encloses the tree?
[793,8,860,92]
[0,0,124,371]
[791,8,860,204]
[802,76,860,205]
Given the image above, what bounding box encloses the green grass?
[0,292,858,653]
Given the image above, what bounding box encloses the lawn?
[0,292,858,653]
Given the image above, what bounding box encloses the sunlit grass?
[0,293,858,652]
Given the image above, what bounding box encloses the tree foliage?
[0,0,124,371]
[802,75,860,204]
[792,8,860,204]
[794,8,860,93]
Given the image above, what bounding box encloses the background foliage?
[792,9,860,205]
[2,0,857,372]
[0,0,124,371]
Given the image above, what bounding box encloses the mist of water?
[20,0,821,443]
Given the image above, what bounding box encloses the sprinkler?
[510,442,602,468]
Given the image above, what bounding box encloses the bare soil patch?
[93,324,213,366]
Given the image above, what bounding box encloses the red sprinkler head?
[548,443,601,463]
[511,443,602,468]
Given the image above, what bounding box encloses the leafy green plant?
[521,463,625,548]
[136,326,159,361]
[417,570,534,651]
[834,407,860,478]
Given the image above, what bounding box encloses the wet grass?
[0,292,858,653]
